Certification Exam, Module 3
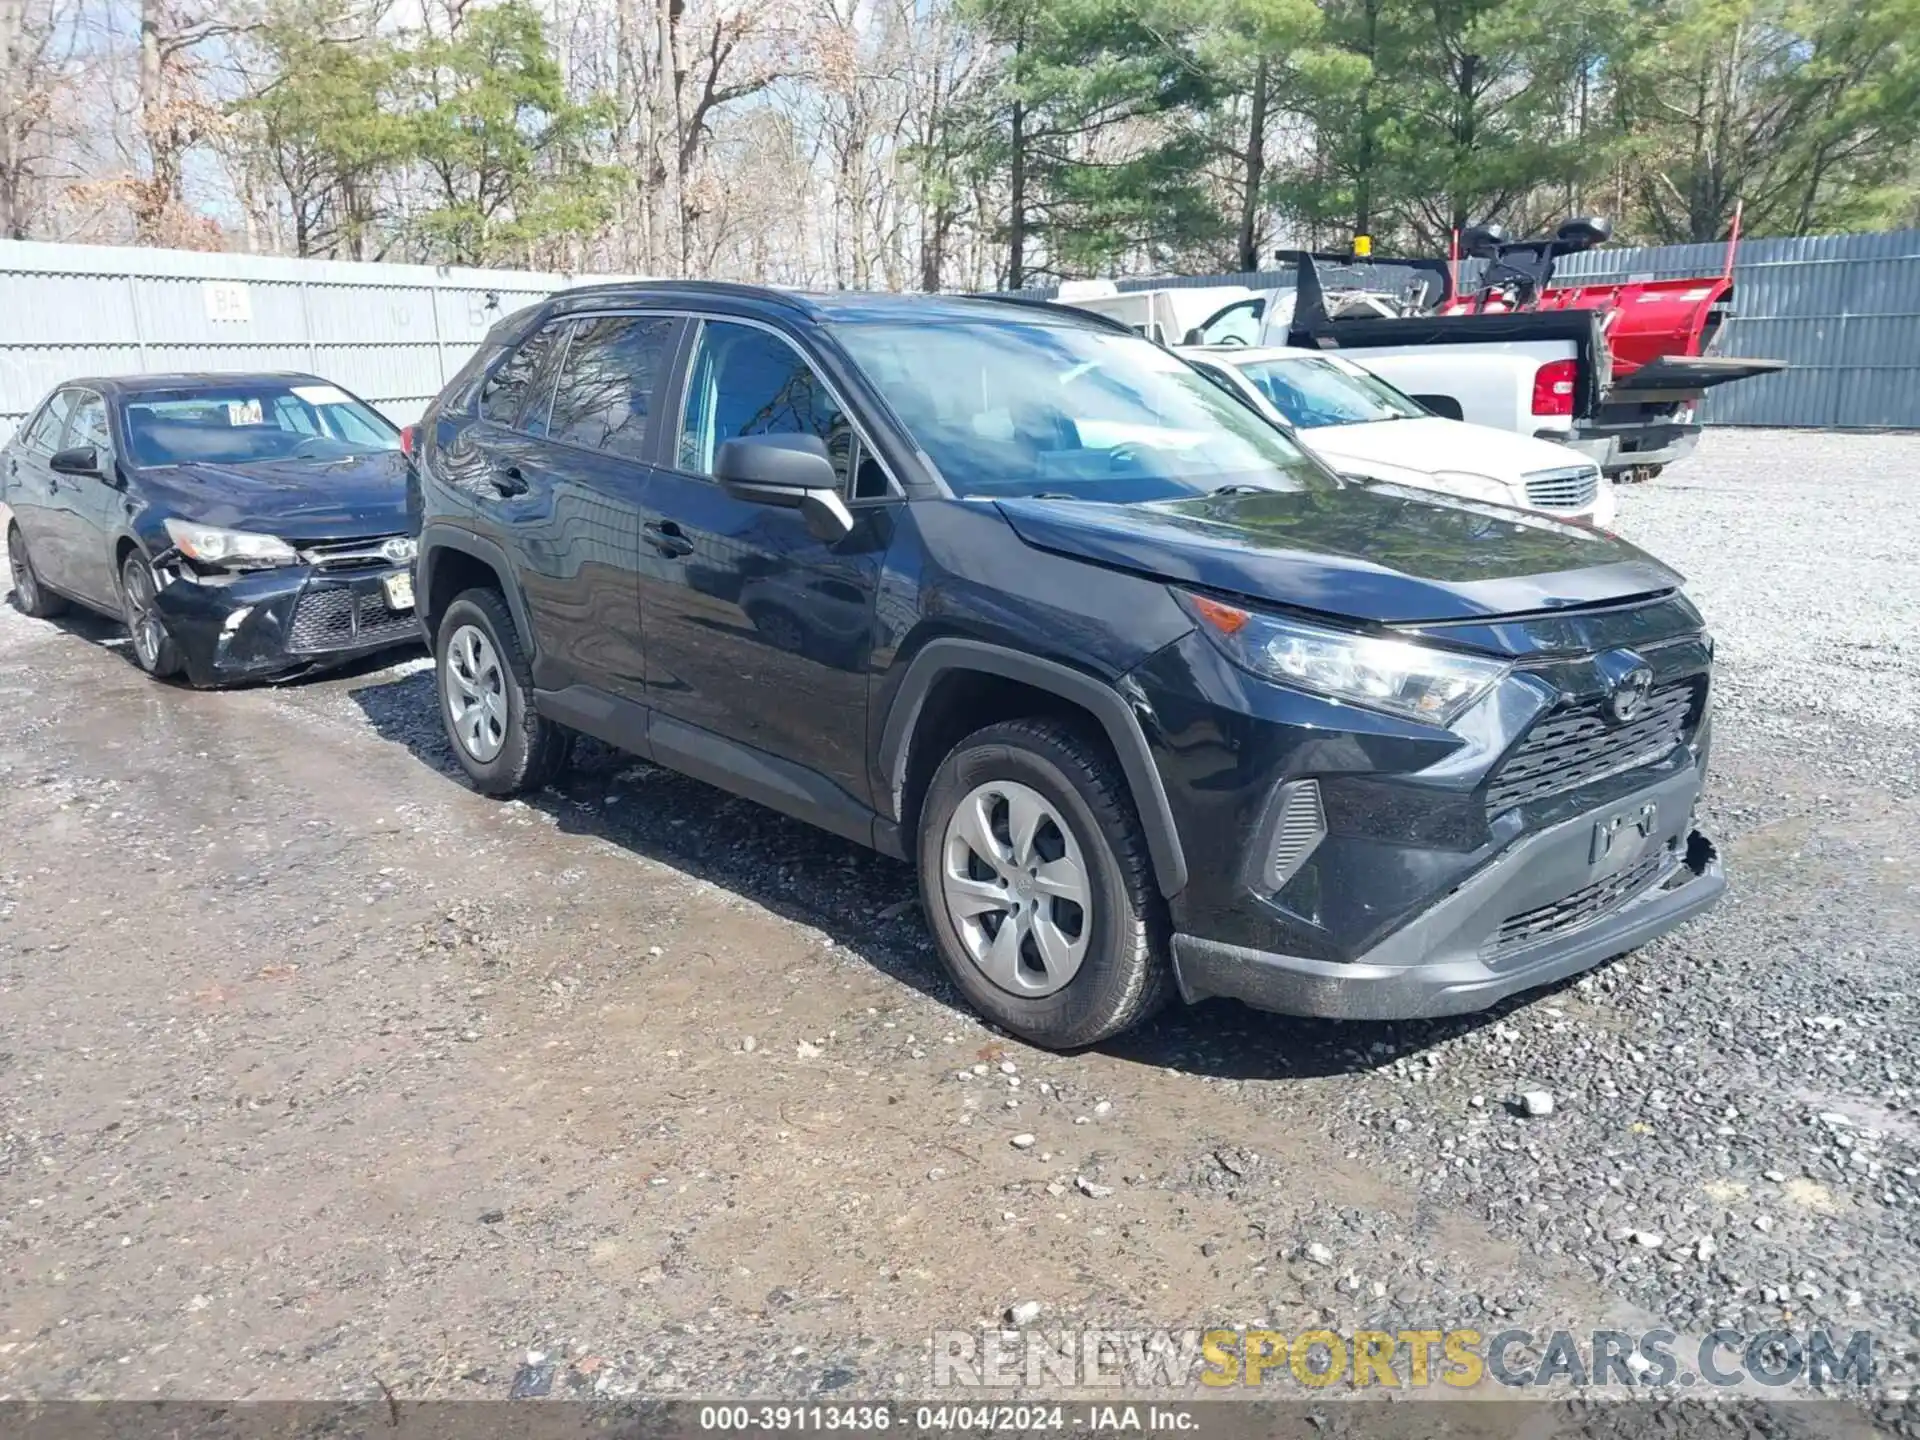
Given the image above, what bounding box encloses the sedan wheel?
[7,522,66,618]
[118,552,182,678]
[443,622,508,763]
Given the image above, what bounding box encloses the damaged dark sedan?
[3,373,422,685]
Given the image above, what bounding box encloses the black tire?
[916,717,1172,1049]
[118,550,184,680]
[435,586,571,796]
[7,521,67,617]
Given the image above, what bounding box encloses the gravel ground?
[0,428,1916,1420]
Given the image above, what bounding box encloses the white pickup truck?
[1057,239,1782,481]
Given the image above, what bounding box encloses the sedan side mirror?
[50,445,104,478]
[714,435,854,544]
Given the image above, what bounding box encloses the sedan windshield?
[124,382,399,467]
[833,319,1335,501]
[1231,356,1427,429]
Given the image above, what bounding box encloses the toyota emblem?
[1609,666,1654,724]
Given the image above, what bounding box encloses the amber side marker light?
[1189,594,1251,635]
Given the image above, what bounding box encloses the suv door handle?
[490,464,528,497]
[643,520,694,559]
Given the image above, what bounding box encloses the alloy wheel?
[940,779,1092,997]
[443,623,508,762]
[10,535,38,612]
[121,558,167,670]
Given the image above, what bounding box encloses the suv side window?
[678,320,862,494]
[480,320,566,428]
[545,315,679,458]
[21,390,77,456]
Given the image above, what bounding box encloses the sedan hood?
[138,451,411,542]
[1304,415,1593,485]
[995,484,1680,624]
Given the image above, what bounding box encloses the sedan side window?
[480,321,566,429]
[546,315,679,459]
[21,390,77,456]
[64,392,112,456]
[677,321,857,493]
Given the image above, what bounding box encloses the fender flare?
[878,638,1188,898]
[418,524,536,657]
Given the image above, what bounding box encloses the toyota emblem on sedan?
[1609,666,1655,724]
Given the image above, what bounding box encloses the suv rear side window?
[480,321,566,428]
[678,321,859,490]
[546,315,679,458]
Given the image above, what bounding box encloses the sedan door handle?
[643,520,694,559]
[490,464,528,497]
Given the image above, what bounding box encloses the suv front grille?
[1485,679,1699,815]
[1523,466,1601,510]
[1489,848,1672,956]
[288,587,419,653]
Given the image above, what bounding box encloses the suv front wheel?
[435,587,571,795]
[917,718,1171,1049]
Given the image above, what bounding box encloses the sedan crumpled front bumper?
[1171,766,1725,1020]
[149,558,425,687]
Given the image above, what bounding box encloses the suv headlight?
[1175,590,1511,727]
[164,518,301,568]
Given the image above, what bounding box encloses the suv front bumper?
[1171,767,1724,1020]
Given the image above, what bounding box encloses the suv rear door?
[464,313,683,704]
[635,316,892,823]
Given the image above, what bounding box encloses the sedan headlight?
[1175,590,1511,727]
[163,518,300,568]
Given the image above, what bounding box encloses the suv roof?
[517,281,1135,334]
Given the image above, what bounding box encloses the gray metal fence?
[0,240,623,435]
[1018,229,1920,430]
[6,230,1918,433]
[1553,229,1920,428]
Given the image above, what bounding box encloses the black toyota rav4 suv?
[411,282,1723,1049]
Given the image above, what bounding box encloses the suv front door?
[637,317,891,824]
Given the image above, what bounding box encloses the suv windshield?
[1232,356,1426,429]
[833,319,1335,501]
[124,382,399,467]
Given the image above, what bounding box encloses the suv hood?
[995,484,1679,624]
[137,452,411,542]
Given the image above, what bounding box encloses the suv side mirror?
[714,435,854,543]
[50,445,103,478]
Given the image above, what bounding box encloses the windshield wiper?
[1211,483,1268,495]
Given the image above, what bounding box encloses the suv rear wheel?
[917,717,1171,1049]
[435,587,571,795]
